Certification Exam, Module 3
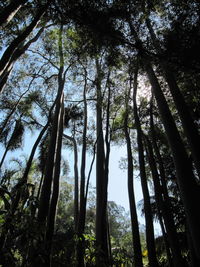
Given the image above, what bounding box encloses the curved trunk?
[132,70,159,267]
[11,122,50,209]
[145,135,185,267]
[0,114,52,251]
[0,88,30,138]
[1,25,45,86]
[0,0,28,26]
[0,3,48,92]
[146,17,200,179]
[0,25,46,92]
[144,58,200,259]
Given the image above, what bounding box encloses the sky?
[66,141,161,234]
[0,125,161,235]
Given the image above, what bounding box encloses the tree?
[95,57,109,266]
[145,133,186,266]
[0,0,28,27]
[123,75,143,267]
[1,0,200,265]
[0,0,52,93]
[144,7,200,179]
[132,66,159,267]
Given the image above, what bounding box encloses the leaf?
[7,119,24,151]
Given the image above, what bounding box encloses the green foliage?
[0,0,199,266]
[7,119,24,151]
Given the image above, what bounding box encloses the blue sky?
[0,127,161,234]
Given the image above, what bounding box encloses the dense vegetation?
[0,0,200,266]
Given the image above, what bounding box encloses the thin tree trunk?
[0,119,23,170]
[11,122,50,208]
[123,69,143,267]
[45,93,64,266]
[85,140,97,202]
[77,70,88,266]
[0,88,29,138]
[63,134,79,231]
[0,118,52,252]
[124,110,143,267]
[104,73,111,264]
[0,0,28,26]
[132,69,159,267]
[145,135,186,267]
[157,209,173,267]
[37,24,64,225]
[0,144,9,170]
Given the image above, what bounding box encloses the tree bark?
[124,109,143,267]
[37,24,64,225]
[145,134,186,267]
[77,69,88,266]
[0,0,28,26]
[45,93,64,266]
[95,58,109,266]
[104,73,112,264]
[156,208,173,267]
[63,134,79,231]
[143,58,200,259]
[0,26,46,92]
[132,69,159,267]
[0,143,9,170]
[146,16,200,179]
[0,2,49,92]
[0,88,30,138]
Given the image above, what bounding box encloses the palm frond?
[7,119,24,151]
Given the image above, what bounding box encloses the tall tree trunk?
[124,106,143,267]
[37,24,64,225]
[145,135,186,267]
[77,70,88,266]
[45,94,64,266]
[143,58,200,259]
[35,25,65,267]
[95,58,109,266]
[0,0,28,26]
[63,134,79,231]
[0,26,46,92]
[132,69,159,267]
[157,208,173,267]
[73,137,79,232]
[145,16,200,179]
[0,2,49,92]
[104,73,111,264]
[0,110,53,251]
[185,222,200,267]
